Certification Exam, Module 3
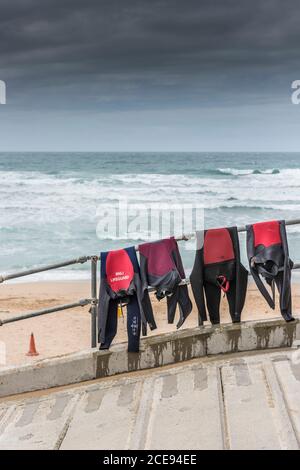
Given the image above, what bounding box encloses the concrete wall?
[0,317,299,398]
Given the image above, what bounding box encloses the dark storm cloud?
[1,0,299,110]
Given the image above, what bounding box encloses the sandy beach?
[0,279,299,367]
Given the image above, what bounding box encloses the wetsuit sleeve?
[279,220,293,317]
[230,226,248,321]
[98,279,111,344]
[99,296,118,349]
[98,251,110,344]
[136,248,157,334]
[166,239,192,328]
[135,272,157,335]
[189,231,207,325]
[171,237,186,279]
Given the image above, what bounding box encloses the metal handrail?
[0,255,98,347]
[0,255,90,284]
[133,218,300,248]
[176,218,300,242]
[1,218,299,281]
[0,299,91,326]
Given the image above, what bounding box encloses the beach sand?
[0,280,299,367]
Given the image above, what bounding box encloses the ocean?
[0,152,299,281]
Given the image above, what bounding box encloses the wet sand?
[0,280,299,366]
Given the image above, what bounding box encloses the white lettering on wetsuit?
[109,271,130,283]
[131,317,138,336]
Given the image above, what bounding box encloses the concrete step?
[220,359,298,449]
[0,349,300,450]
[273,357,300,445]
[0,393,79,450]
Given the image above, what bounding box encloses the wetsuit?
[98,246,157,352]
[246,220,294,322]
[190,227,248,325]
[139,237,192,328]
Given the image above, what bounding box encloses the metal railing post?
[90,256,98,348]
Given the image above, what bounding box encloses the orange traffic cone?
[26,333,39,356]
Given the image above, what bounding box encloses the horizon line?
[0,150,300,154]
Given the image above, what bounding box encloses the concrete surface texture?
[0,348,300,450]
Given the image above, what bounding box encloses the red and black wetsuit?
[139,237,192,328]
[98,246,157,352]
[190,227,248,325]
[246,220,294,322]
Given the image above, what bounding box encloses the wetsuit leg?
[226,265,248,323]
[204,282,221,324]
[274,272,294,322]
[167,285,192,328]
[236,264,249,320]
[127,295,141,352]
[100,298,118,349]
[226,278,238,322]
[177,285,193,328]
[190,246,207,325]
[167,291,177,325]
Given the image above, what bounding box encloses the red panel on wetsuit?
[203,228,235,265]
[253,220,281,248]
[106,249,134,292]
[139,238,175,277]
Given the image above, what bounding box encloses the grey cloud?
[0,0,299,111]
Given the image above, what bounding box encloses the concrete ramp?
[1,349,300,450]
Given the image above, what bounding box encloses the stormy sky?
[0,0,299,151]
